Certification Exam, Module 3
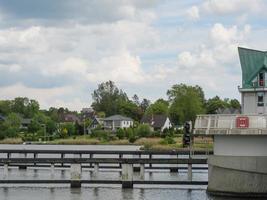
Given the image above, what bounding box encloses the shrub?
[116,128,125,139]
[151,131,160,137]
[160,136,176,145]
[136,124,151,137]
[125,128,133,139]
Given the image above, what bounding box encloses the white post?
[122,163,133,188]
[70,163,82,188]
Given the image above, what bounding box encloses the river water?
[0,145,250,200]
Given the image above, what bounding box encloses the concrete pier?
[121,163,133,188]
[208,155,267,197]
[70,163,81,188]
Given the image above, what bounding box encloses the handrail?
[0,149,213,155]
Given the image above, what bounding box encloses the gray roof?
[103,115,133,121]
[141,115,169,128]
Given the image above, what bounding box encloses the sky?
[0,0,267,111]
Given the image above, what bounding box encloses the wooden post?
[119,154,122,168]
[149,154,152,168]
[3,163,8,179]
[122,163,133,188]
[170,153,179,173]
[19,153,27,170]
[140,164,145,180]
[61,154,65,167]
[51,163,55,179]
[34,153,37,166]
[89,154,93,168]
[188,164,192,181]
[93,163,99,177]
[133,153,141,172]
[70,163,81,188]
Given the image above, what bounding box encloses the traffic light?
[183,121,191,147]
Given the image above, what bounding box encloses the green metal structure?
[238,47,267,88]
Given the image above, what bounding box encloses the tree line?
[0,81,241,140]
[91,81,241,124]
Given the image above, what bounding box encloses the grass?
[0,137,23,144]
[50,136,101,145]
[0,135,213,151]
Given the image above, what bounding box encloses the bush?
[151,131,160,137]
[116,128,125,139]
[136,124,151,137]
[160,136,176,145]
[125,128,133,139]
[91,130,110,141]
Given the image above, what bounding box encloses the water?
[0,145,251,200]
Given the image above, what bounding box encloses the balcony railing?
[194,114,267,135]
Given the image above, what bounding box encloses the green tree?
[145,98,169,116]
[91,81,128,116]
[1,113,21,138]
[205,96,227,114]
[0,100,12,115]
[140,98,150,112]
[168,84,205,125]
[229,99,241,109]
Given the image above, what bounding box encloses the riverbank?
[0,135,213,151]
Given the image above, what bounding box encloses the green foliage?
[160,136,176,145]
[91,81,144,121]
[116,128,125,139]
[145,98,169,116]
[168,84,205,125]
[205,96,241,114]
[0,113,21,138]
[136,124,151,137]
[91,129,111,141]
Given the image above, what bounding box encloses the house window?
[259,72,264,87]
[257,92,264,107]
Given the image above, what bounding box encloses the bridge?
[0,149,211,188]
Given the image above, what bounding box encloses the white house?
[140,115,172,132]
[103,115,133,130]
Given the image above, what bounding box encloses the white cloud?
[202,0,264,15]
[0,83,91,111]
[175,23,251,98]
[186,6,199,20]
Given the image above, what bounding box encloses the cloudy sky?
[0,0,267,111]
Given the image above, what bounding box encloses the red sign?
[236,116,249,128]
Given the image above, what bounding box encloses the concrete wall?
[208,155,267,196]
[214,135,267,156]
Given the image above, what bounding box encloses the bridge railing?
[194,114,267,135]
[0,149,209,188]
